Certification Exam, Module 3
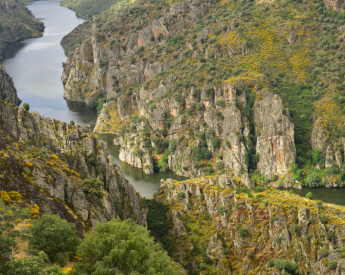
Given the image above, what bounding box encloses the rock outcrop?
[157,175,345,274]
[0,99,147,233]
[0,65,21,105]
[254,89,296,178]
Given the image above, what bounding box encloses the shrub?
[268,259,274,267]
[274,259,285,270]
[177,192,186,200]
[219,205,226,215]
[327,230,333,241]
[294,224,301,236]
[319,247,329,258]
[306,172,322,187]
[247,251,254,259]
[216,100,225,108]
[196,103,205,111]
[264,200,269,206]
[316,200,323,209]
[271,174,278,182]
[290,164,298,173]
[23,103,30,111]
[320,212,327,224]
[285,262,297,273]
[4,98,10,103]
[69,120,75,126]
[82,178,104,198]
[306,192,313,200]
[199,263,207,270]
[328,260,337,270]
[71,219,183,274]
[312,149,322,165]
[211,137,222,149]
[239,228,248,237]
[28,214,79,264]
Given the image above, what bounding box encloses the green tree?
[4,251,64,275]
[27,214,79,264]
[306,172,322,187]
[306,192,313,199]
[71,219,183,275]
[22,103,30,111]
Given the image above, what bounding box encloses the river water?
[2,0,185,198]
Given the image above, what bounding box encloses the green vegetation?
[22,102,30,111]
[0,0,44,51]
[27,214,79,264]
[61,0,126,19]
[81,178,104,198]
[71,219,183,274]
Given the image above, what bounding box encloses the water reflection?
[98,134,187,198]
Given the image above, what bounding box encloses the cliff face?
[60,0,301,181]
[61,0,345,187]
[0,65,21,105]
[0,99,147,233]
[156,176,345,274]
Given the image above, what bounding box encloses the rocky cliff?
[0,65,21,105]
[0,98,147,234]
[61,0,345,187]
[155,175,345,274]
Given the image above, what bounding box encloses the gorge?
[3,0,345,274]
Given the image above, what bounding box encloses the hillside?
[61,0,126,19]
[0,0,44,51]
[0,98,147,231]
[154,175,345,274]
[60,0,345,188]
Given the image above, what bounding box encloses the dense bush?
[82,178,104,198]
[306,192,313,199]
[306,172,322,187]
[28,214,79,264]
[23,102,30,111]
[319,247,329,258]
[71,219,183,274]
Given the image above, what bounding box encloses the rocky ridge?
[0,98,147,233]
[156,175,345,274]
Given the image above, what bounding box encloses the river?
[2,0,185,198]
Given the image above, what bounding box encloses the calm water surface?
[292,187,345,207]
[2,0,185,198]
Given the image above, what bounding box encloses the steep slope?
[61,0,127,19]
[0,98,147,234]
[61,0,345,187]
[0,0,44,51]
[154,175,345,274]
[0,65,21,105]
